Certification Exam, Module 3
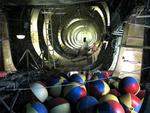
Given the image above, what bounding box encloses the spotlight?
[16,34,25,39]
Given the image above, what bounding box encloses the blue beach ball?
[63,82,87,103]
[30,81,48,102]
[69,73,86,84]
[87,80,110,98]
[77,96,98,113]
[25,102,48,113]
[119,77,140,95]
[47,76,68,97]
[46,97,71,113]
[98,100,125,113]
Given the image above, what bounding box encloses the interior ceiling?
[1,0,99,5]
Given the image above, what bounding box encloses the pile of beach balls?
[24,70,145,113]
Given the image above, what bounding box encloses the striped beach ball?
[25,102,48,113]
[98,100,125,113]
[77,96,98,113]
[109,77,121,89]
[87,80,110,98]
[63,82,87,103]
[30,81,48,103]
[45,97,71,113]
[92,71,106,80]
[47,76,68,97]
[69,73,86,84]
[100,94,119,103]
[120,93,142,113]
[102,71,113,78]
[119,77,140,95]
[92,70,112,80]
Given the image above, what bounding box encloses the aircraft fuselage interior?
[0,0,150,113]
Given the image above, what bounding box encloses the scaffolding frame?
[43,8,56,68]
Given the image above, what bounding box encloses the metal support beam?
[0,96,16,113]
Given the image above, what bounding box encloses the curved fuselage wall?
[0,14,16,72]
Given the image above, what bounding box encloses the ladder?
[43,9,56,68]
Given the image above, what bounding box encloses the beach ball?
[30,81,48,102]
[69,73,86,84]
[141,98,144,106]
[63,82,87,103]
[100,94,119,103]
[45,97,71,113]
[92,71,107,80]
[87,80,110,98]
[85,71,93,80]
[120,93,142,113]
[77,96,98,113]
[47,76,67,97]
[102,71,113,78]
[109,77,121,89]
[92,70,112,80]
[25,102,48,113]
[44,96,53,105]
[0,71,7,78]
[67,71,79,78]
[98,100,125,113]
[119,77,140,95]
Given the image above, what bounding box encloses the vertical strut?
[43,9,56,68]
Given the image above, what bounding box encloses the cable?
[1,66,150,91]
[0,96,16,113]
[4,76,114,91]
[10,90,21,113]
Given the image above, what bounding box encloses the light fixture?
[16,34,25,39]
[16,21,29,39]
